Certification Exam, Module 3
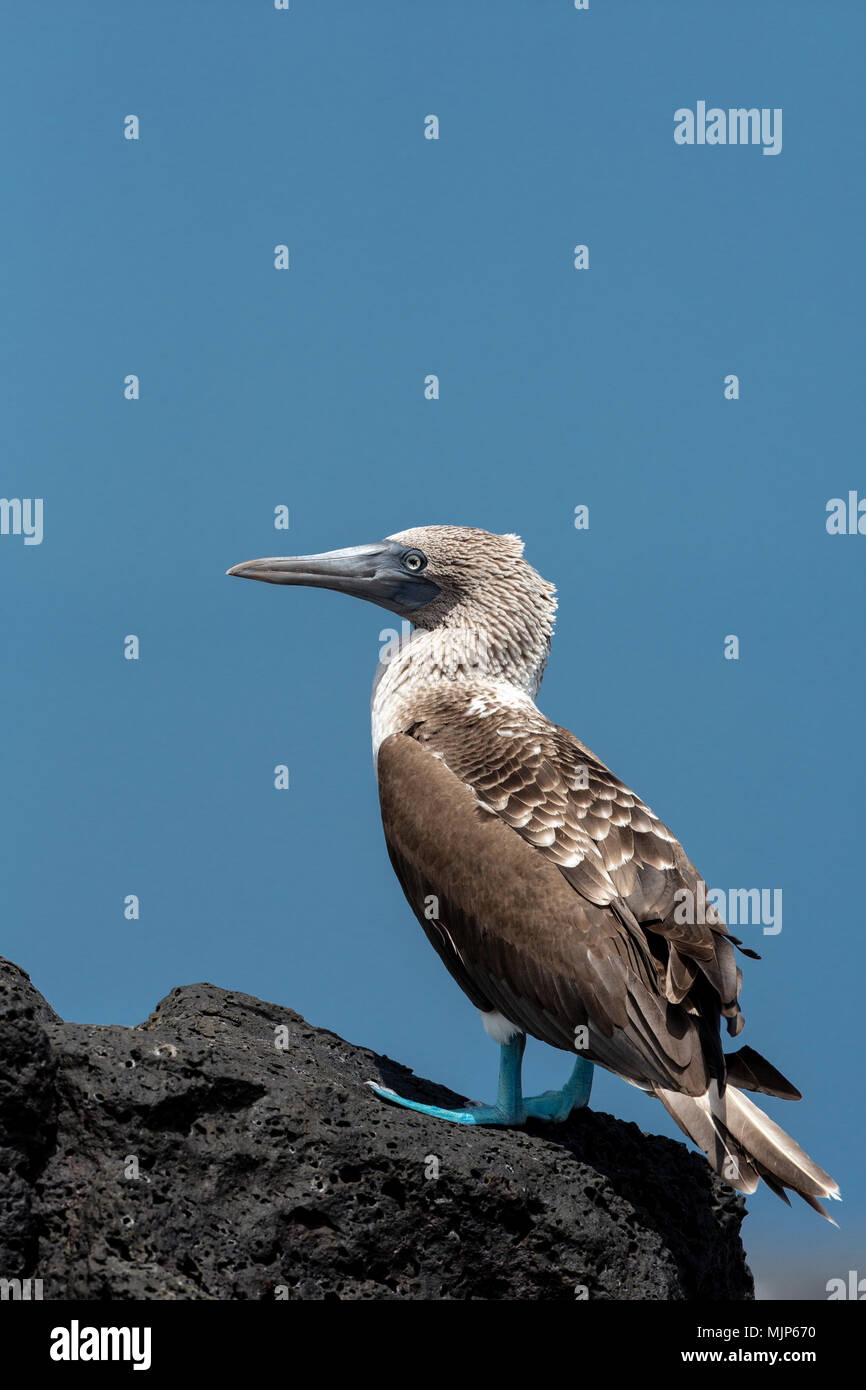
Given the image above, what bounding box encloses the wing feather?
[378,726,726,1095]
[402,701,748,1037]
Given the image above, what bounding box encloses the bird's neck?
[370,624,549,759]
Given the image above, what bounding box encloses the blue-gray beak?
[226,540,440,615]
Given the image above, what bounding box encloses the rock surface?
[0,957,754,1300]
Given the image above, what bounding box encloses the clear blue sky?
[2,1,863,1299]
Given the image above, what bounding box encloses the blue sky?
[2,1,863,1298]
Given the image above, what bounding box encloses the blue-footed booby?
[228,526,840,1220]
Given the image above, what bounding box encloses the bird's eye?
[403,550,427,573]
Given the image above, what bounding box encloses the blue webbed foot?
[523,1090,578,1122]
[367,1040,594,1128]
[366,1081,523,1126]
[367,1032,529,1126]
[523,1056,595,1121]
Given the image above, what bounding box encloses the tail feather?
[724,1044,802,1100]
[655,1080,840,1222]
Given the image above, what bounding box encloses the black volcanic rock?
[0,956,753,1300]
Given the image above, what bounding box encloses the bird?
[227,524,840,1220]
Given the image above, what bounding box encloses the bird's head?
[228,525,557,688]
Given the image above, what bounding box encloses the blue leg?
[522,1055,595,1121]
[367,1042,594,1126]
[367,1034,528,1125]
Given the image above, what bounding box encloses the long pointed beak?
[226,541,440,615]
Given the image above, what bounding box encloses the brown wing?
[405,702,751,1035]
[378,725,740,1096]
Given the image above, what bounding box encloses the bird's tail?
[654,1046,841,1222]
